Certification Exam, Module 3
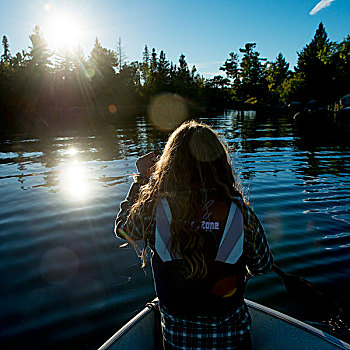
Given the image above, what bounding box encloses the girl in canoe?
[115,120,273,349]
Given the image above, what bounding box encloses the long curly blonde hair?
[127,120,246,279]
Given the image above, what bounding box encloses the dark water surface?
[1,112,349,349]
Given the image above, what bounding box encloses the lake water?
[0,111,349,349]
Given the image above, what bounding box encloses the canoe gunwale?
[98,298,159,350]
[246,299,350,350]
[99,298,350,350]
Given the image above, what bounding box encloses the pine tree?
[28,25,51,70]
[1,35,11,63]
[158,51,170,77]
[220,52,240,84]
[176,54,192,86]
[177,54,189,74]
[140,44,150,83]
[173,54,193,96]
[238,43,267,103]
[266,53,290,91]
[55,48,74,80]
[329,35,350,101]
[239,43,266,85]
[296,22,333,102]
[297,22,331,72]
[89,37,118,80]
[116,37,127,72]
[150,48,158,75]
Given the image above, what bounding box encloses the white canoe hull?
[99,299,350,350]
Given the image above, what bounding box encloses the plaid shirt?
[115,181,273,349]
[160,303,251,349]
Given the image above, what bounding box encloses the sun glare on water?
[44,11,85,50]
[66,147,79,156]
[60,160,90,201]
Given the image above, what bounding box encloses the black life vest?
[151,198,247,315]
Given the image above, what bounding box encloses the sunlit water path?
[0,112,349,349]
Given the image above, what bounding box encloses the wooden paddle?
[272,264,342,315]
[272,264,350,341]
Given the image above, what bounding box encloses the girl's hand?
[136,152,158,179]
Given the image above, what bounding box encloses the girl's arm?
[114,180,144,241]
[114,152,158,242]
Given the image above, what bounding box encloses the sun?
[44,11,84,50]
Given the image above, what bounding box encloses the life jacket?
[151,197,247,315]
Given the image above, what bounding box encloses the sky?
[0,0,349,78]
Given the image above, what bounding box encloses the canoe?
[99,298,350,350]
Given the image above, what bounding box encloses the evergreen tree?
[140,45,150,83]
[296,22,333,103]
[220,52,240,84]
[55,48,75,80]
[176,54,191,86]
[202,75,232,112]
[297,23,330,72]
[1,35,11,63]
[238,43,267,103]
[330,35,350,100]
[157,50,170,89]
[279,73,307,105]
[205,75,230,89]
[150,48,158,75]
[71,46,87,72]
[28,25,51,70]
[266,53,290,89]
[116,37,127,72]
[266,53,290,103]
[89,37,118,80]
[119,61,141,87]
[88,38,118,111]
[190,65,197,80]
[173,54,197,97]
[142,47,158,97]
[177,54,190,75]
[338,36,350,94]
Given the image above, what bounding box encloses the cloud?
[309,0,336,15]
[189,61,223,69]
[202,72,225,78]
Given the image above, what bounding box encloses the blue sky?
[1,0,349,77]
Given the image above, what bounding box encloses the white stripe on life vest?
[155,227,172,261]
[224,229,244,264]
[155,198,182,262]
[161,198,172,222]
[215,202,244,264]
[155,198,173,262]
[217,202,237,248]
[155,198,243,264]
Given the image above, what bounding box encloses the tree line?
[0,22,349,132]
[219,23,350,108]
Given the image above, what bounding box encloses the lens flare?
[108,104,117,113]
[148,93,188,131]
[44,3,52,12]
[41,247,79,285]
[85,67,95,80]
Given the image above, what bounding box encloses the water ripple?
[1,113,350,348]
